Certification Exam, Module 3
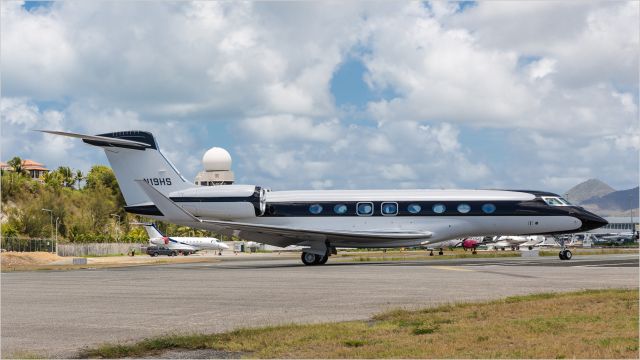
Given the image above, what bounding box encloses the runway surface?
[2,254,638,358]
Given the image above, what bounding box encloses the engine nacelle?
[150,237,170,246]
[170,185,266,220]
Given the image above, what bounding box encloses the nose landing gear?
[557,237,572,260]
[559,249,572,260]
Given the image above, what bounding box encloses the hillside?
[566,179,638,217]
[582,187,639,212]
[566,179,615,204]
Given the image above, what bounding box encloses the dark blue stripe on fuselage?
[160,197,574,217]
[261,200,570,217]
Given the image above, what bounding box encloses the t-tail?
[39,130,194,213]
[143,223,165,239]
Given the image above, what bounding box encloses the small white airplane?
[598,232,637,242]
[491,235,536,250]
[424,237,484,255]
[41,130,608,264]
[141,223,229,255]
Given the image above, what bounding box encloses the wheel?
[301,252,317,265]
[472,250,477,255]
[559,250,571,260]
[171,251,177,257]
[318,254,329,265]
[152,252,159,257]
[438,250,444,256]
[183,252,189,256]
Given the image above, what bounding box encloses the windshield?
[542,196,572,206]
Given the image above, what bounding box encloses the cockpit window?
[558,198,572,205]
[542,197,572,206]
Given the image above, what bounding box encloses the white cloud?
[1,1,637,194]
[527,58,556,81]
[233,118,490,190]
[1,1,368,120]
[238,115,340,143]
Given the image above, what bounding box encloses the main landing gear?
[301,252,328,265]
[301,243,334,265]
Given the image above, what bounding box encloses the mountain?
[566,179,615,204]
[582,187,639,212]
[565,179,638,217]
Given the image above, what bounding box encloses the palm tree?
[57,166,73,188]
[7,156,26,176]
[74,169,84,190]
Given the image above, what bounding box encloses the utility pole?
[55,217,59,254]
[41,208,53,240]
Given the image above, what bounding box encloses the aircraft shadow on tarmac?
[173,256,639,270]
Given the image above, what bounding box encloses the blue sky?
[2,1,638,194]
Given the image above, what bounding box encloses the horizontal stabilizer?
[135,180,200,222]
[38,130,152,149]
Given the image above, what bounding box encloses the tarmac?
[1,254,638,358]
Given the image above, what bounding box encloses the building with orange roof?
[1,159,50,180]
[22,160,50,180]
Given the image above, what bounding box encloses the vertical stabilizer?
[143,224,165,239]
[84,131,193,206]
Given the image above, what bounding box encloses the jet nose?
[220,243,230,250]
[574,208,608,232]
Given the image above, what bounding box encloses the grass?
[539,248,639,257]
[339,249,521,262]
[79,288,639,359]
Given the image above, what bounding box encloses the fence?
[1,237,144,256]
[1,237,56,253]
[57,243,145,257]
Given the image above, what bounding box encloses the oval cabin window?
[309,204,323,214]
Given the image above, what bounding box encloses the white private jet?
[490,235,537,250]
[140,223,229,255]
[41,130,608,264]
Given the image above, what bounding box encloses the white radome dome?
[202,147,232,171]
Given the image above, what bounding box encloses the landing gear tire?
[318,254,329,265]
[301,252,317,265]
[559,249,572,260]
[472,250,477,255]
[438,249,444,256]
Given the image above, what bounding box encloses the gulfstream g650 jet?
[42,130,607,265]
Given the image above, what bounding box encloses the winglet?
[135,180,200,223]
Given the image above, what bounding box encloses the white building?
[194,147,234,186]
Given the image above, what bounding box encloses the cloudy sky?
[2,1,638,194]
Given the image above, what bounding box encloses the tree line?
[1,157,220,243]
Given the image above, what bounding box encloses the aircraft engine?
[461,238,479,249]
[171,185,266,219]
[150,237,170,246]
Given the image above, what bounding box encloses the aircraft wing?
[135,180,432,247]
